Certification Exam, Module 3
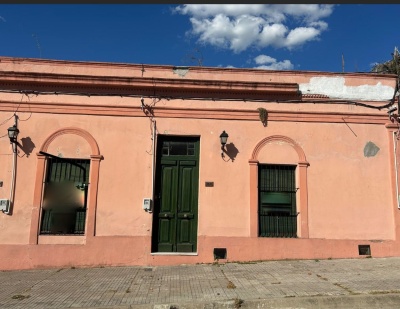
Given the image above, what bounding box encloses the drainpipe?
[394,132,400,209]
[151,120,157,213]
[394,90,400,209]
[4,114,18,215]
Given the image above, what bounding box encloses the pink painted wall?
[0,57,398,270]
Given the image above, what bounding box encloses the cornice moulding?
[0,71,300,99]
[0,100,387,124]
[0,56,396,79]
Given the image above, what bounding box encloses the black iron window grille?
[259,164,297,238]
[40,157,90,235]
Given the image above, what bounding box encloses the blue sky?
[0,4,399,73]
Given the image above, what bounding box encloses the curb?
[58,293,400,309]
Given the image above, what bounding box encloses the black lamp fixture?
[219,130,229,158]
[7,125,19,145]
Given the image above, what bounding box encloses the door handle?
[160,213,173,218]
[178,213,194,219]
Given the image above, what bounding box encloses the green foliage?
[257,107,268,127]
[371,47,400,75]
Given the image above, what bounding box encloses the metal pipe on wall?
[4,114,18,215]
[394,131,400,208]
[150,119,157,213]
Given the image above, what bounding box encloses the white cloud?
[254,55,276,64]
[275,4,334,22]
[309,21,328,31]
[255,60,294,70]
[175,4,267,18]
[285,27,321,49]
[175,4,334,53]
[253,54,294,70]
[258,23,287,48]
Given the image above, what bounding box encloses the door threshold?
[151,252,198,256]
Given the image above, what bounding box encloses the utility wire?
[0,89,394,111]
[0,92,31,127]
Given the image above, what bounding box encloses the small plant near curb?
[334,282,355,294]
[316,274,328,281]
[368,290,400,295]
[233,297,243,308]
[11,294,30,300]
[235,260,258,264]
[227,281,236,289]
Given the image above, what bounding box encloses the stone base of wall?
[0,236,398,270]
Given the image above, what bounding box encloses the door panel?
[158,218,173,252]
[160,165,178,213]
[177,164,197,251]
[152,136,199,253]
[180,166,195,212]
[157,163,178,251]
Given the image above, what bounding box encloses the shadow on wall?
[224,143,239,162]
[19,137,36,157]
[364,141,380,158]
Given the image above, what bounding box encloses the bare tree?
[181,47,204,67]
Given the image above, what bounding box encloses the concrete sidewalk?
[1,257,400,309]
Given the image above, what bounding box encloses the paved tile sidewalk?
[0,257,400,308]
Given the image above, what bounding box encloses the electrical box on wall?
[143,198,152,212]
[0,199,10,212]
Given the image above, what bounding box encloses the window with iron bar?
[40,157,90,235]
[258,164,297,238]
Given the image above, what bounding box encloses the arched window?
[29,127,102,244]
[40,156,90,235]
[249,135,309,238]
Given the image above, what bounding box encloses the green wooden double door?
[152,136,200,253]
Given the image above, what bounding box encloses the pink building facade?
[0,57,399,270]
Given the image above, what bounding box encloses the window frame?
[39,157,91,236]
[258,164,298,238]
[29,127,102,245]
[248,135,309,238]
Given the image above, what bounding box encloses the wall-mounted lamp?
[219,130,229,158]
[7,125,19,144]
[7,124,19,154]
